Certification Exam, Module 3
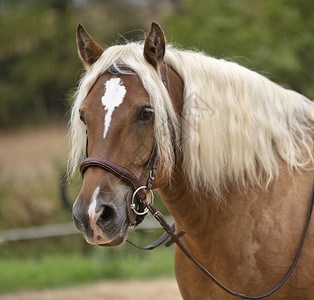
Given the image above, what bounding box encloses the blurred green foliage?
[164,0,314,98]
[0,0,77,125]
[0,0,155,127]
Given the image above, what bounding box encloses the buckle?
[130,186,154,216]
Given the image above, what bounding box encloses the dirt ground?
[1,278,182,300]
[0,123,68,180]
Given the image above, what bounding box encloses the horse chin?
[95,223,128,248]
[97,237,125,248]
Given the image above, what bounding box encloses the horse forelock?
[69,42,314,200]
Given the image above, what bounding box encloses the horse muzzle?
[72,184,131,246]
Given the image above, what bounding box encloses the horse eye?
[138,109,153,121]
[79,112,86,124]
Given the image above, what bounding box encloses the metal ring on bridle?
[130,186,154,216]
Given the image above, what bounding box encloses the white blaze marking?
[88,186,104,242]
[88,186,100,221]
[101,78,126,139]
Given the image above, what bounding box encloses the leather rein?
[79,64,314,299]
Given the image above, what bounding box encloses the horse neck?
[156,169,218,233]
[158,157,313,240]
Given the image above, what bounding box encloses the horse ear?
[143,22,166,73]
[76,24,104,69]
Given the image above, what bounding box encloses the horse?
[69,22,314,299]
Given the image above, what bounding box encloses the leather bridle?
[78,64,314,299]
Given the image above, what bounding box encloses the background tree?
[0,0,158,127]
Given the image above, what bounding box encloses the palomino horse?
[69,22,314,299]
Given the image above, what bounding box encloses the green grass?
[0,245,175,294]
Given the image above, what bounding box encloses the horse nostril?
[96,205,117,230]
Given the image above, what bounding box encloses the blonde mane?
[69,43,314,199]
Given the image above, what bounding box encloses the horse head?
[71,23,183,247]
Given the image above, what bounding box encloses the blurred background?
[0,0,313,298]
